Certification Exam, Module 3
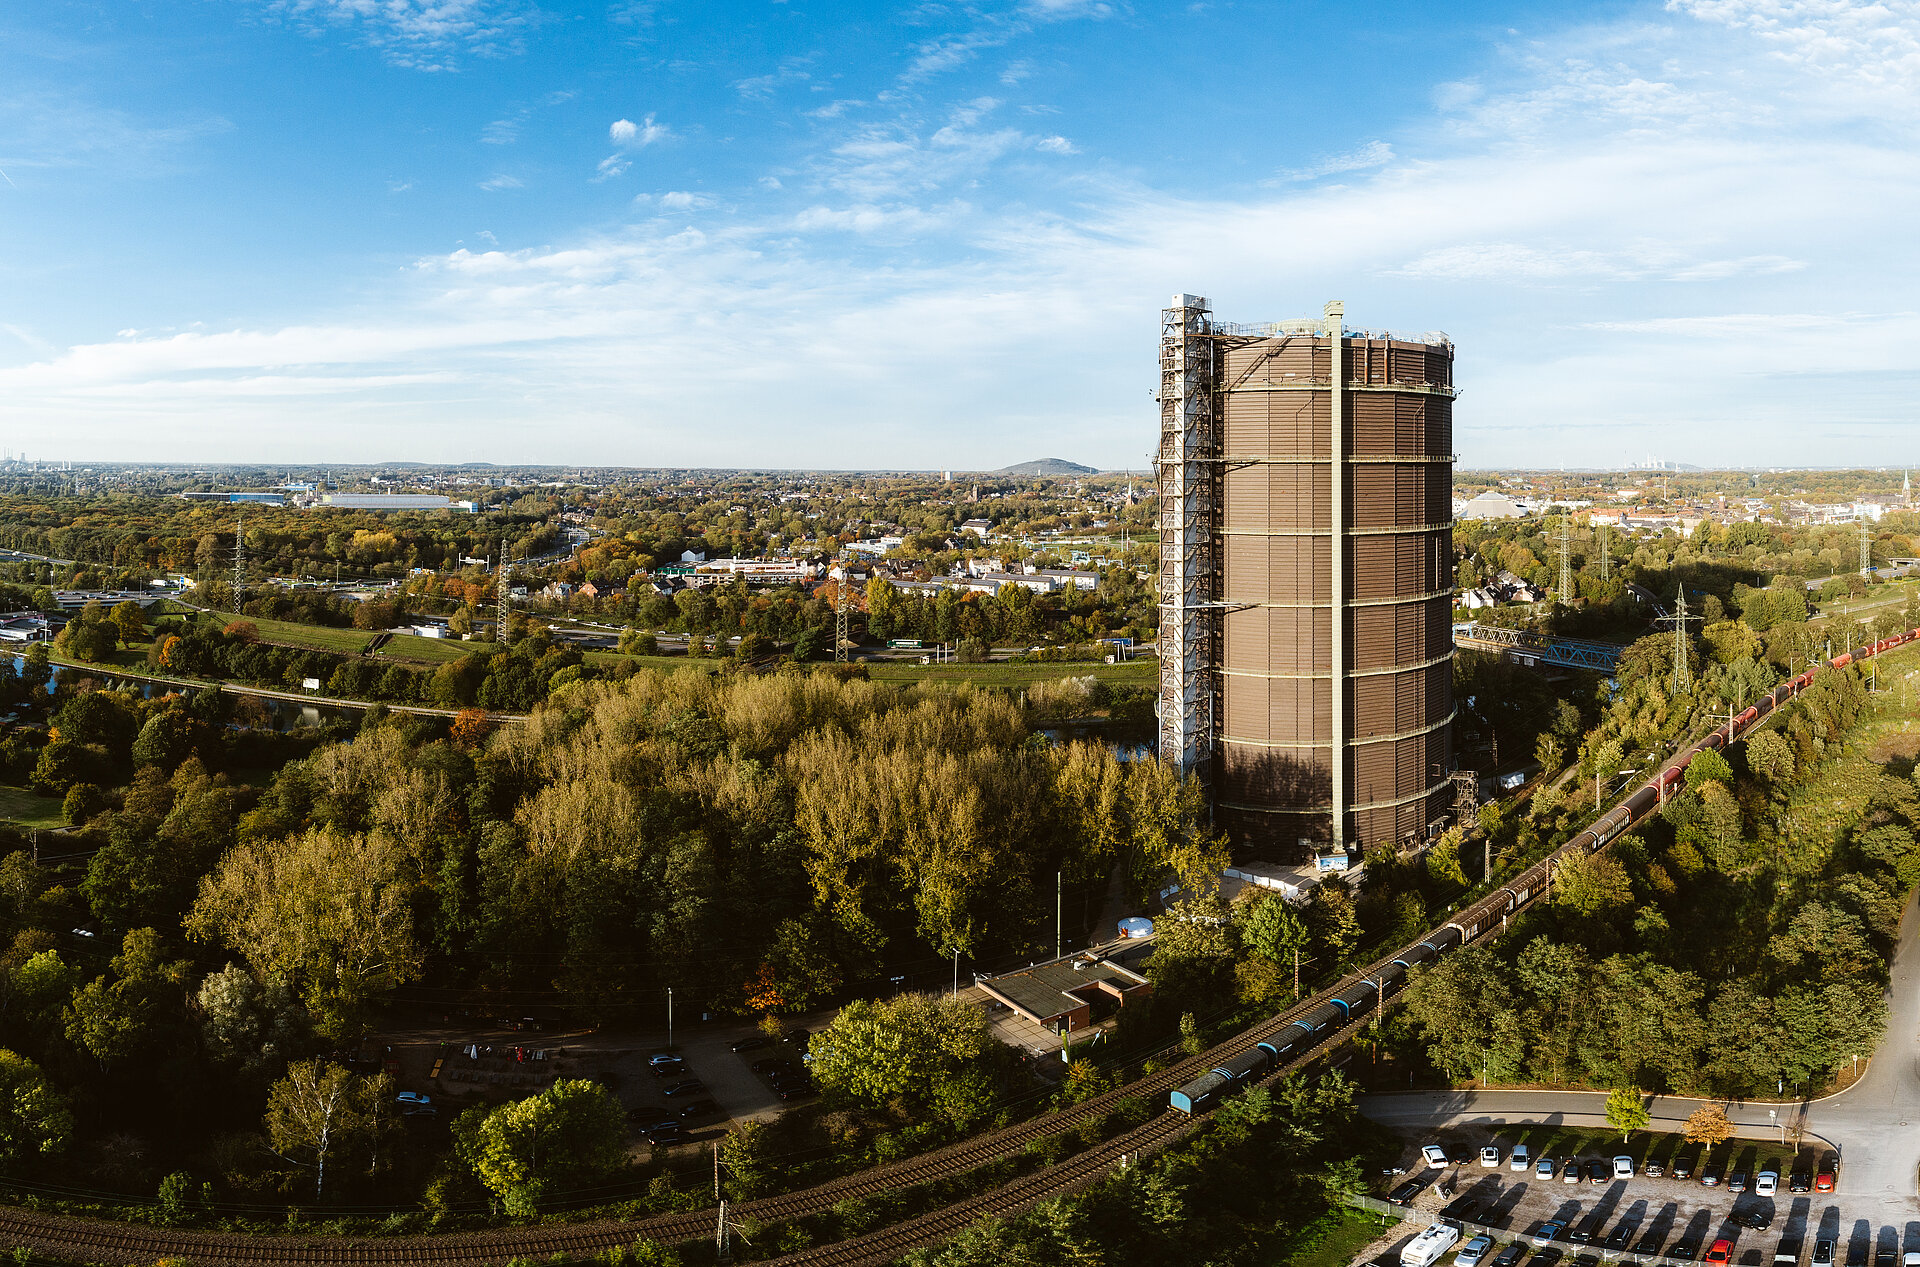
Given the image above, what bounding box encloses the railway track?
[6,637,1912,1266]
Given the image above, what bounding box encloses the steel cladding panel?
[1223,536,1328,602]
[1223,606,1327,673]
[1221,393,1330,457]
[1222,465,1331,531]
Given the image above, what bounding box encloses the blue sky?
[3,0,1918,471]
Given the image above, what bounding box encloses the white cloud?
[595,155,631,181]
[478,173,523,190]
[609,113,671,146]
[1034,134,1077,154]
[657,191,714,209]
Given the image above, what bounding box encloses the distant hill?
[994,458,1099,476]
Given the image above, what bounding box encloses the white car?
[1510,1143,1531,1172]
[1423,1144,1450,1169]
[1536,1157,1555,1180]
[1755,1169,1778,1196]
[1563,1157,1583,1183]
[1479,1145,1502,1168]
[1454,1236,1493,1267]
[1612,1155,1635,1179]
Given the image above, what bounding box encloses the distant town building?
[1456,490,1527,520]
[319,493,451,511]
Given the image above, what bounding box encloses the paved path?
[1360,885,1920,1224]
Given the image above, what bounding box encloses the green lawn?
[0,785,67,830]
[1264,1206,1396,1267]
[374,633,480,664]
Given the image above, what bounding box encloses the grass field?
[0,785,67,829]
[373,633,479,664]
[191,610,373,655]
[1265,1206,1396,1267]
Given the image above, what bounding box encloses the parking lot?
[1370,1128,1910,1266]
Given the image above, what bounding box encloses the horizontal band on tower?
[1218,651,1456,681]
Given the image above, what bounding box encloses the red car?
[1816,1152,1839,1192]
[1705,1240,1733,1266]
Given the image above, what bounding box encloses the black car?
[1571,1255,1600,1267]
[1442,1197,1489,1225]
[752,1057,795,1077]
[1531,1251,1563,1267]
[731,1036,769,1053]
[772,1079,816,1101]
[1568,1219,1598,1245]
[648,1057,688,1078]
[1586,1159,1607,1184]
[677,1099,720,1119]
[1701,1161,1724,1186]
[1671,1238,1701,1261]
[1874,1251,1895,1267]
[644,1121,685,1145]
[1671,1150,1697,1180]
[1607,1222,1637,1250]
[1789,1168,1813,1193]
[1635,1228,1666,1255]
[1732,1210,1771,1231]
[1491,1246,1526,1267]
[1387,1180,1422,1205]
[663,1079,707,1097]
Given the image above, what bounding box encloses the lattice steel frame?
[1157,295,1221,778]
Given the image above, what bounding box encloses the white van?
[1402,1225,1463,1267]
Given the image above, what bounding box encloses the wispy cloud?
[609,114,670,146]
[242,0,533,71]
[478,173,523,190]
[1272,140,1394,183]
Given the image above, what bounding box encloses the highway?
[1360,885,1920,1223]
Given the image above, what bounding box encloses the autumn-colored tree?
[450,707,494,749]
[1683,1103,1734,1146]
[223,620,258,644]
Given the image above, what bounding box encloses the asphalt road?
[1360,886,1920,1222]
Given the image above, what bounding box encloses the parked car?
[1875,1251,1896,1267]
[1537,1157,1556,1180]
[1705,1240,1733,1266]
[676,1099,720,1119]
[1480,1145,1503,1168]
[1491,1245,1526,1267]
[1816,1152,1838,1192]
[1607,1221,1636,1250]
[1635,1227,1665,1255]
[1732,1209,1770,1231]
[663,1079,707,1097]
[1613,1155,1634,1179]
[1671,1149,1697,1180]
[1423,1144,1450,1169]
[1562,1158,1583,1184]
[1511,1144,1531,1172]
[1701,1160,1723,1186]
[395,1091,436,1118]
[1568,1216,1600,1245]
[730,1036,768,1053]
[1454,1235,1494,1267]
[1756,1169,1778,1196]
[1729,1170,1748,1193]
[644,1120,685,1146]
[1529,1252,1562,1267]
[772,1078,816,1100]
[1533,1222,1565,1249]
[648,1056,687,1078]
[1670,1237,1701,1262]
[751,1057,794,1076]
[1811,1240,1836,1267]
[1789,1166,1813,1192]
[1645,1156,1666,1178]
[1571,1255,1600,1267]
[1387,1180,1424,1206]
[1586,1159,1607,1184]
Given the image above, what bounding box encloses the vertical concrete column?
[1325,300,1346,852]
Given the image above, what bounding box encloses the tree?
[719,1119,777,1199]
[196,963,306,1077]
[1683,1103,1734,1147]
[452,1079,628,1215]
[450,708,494,750]
[809,992,996,1114]
[61,782,104,825]
[1239,894,1310,971]
[109,601,147,644]
[63,928,191,1071]
[1605,1086,1649,1140]
[1685,748,1733,791]
[1745,729,1795,789]
[0,1050,73,1167]
[264,1058,396,1201]
[186,827,424,1040]
[1551,852,1634,917]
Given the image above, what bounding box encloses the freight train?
[1169,625,1920,1115]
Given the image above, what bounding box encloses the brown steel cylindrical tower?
[1157,297,1456,859]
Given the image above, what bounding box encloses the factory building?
[1157,295,1456,860]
